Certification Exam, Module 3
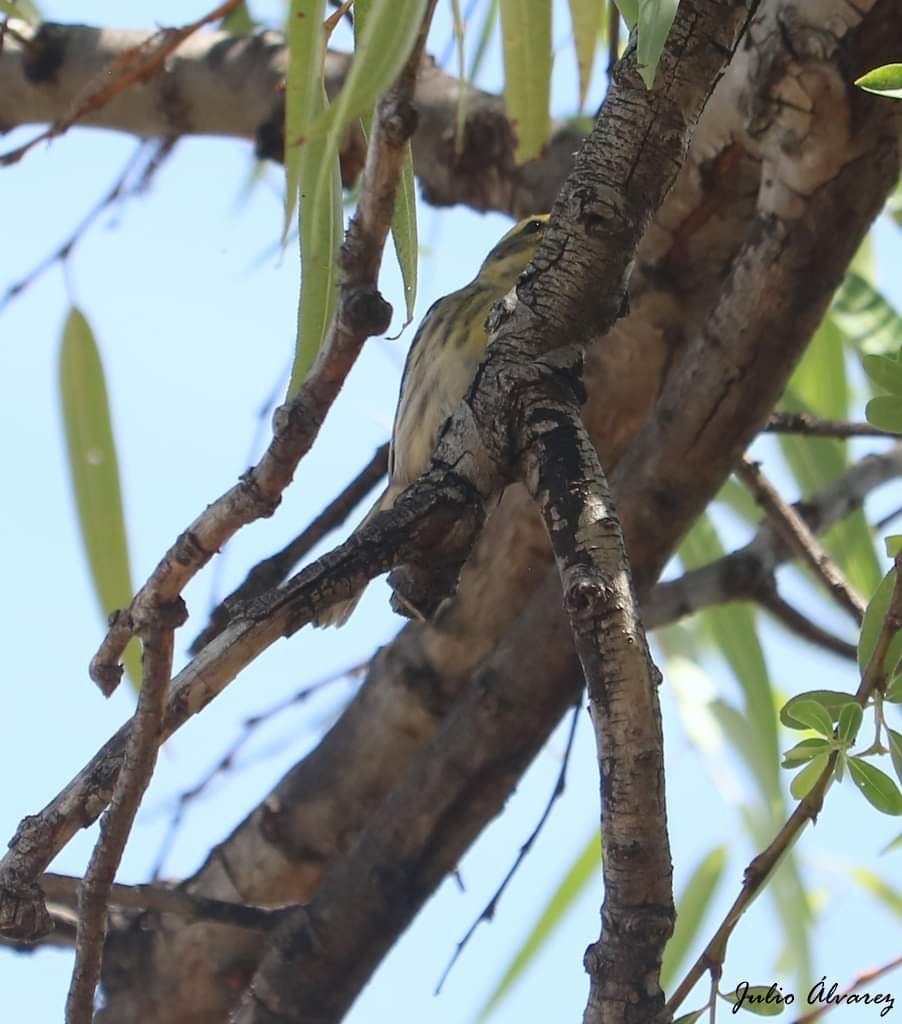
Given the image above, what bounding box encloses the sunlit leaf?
[476,832,601,1022]
[782,738,831,768]
[0,0,37,20]
[848,757,902,815]
[837,702,862,745]
[855,64,902,99]
[780,690,857,729]
[636,0,679,89]
[567,0,602,107]
[783,700,833,737]
[500,0,552,163]
[863,353,902,396]
[284,0,328,240]
[790,754,830,800]
[849,866,902,919]
[59,308,140,689]
[660,846,727,990]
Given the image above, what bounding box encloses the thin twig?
[43,872,283,933]
[190,444,389,653]
[790,954,902,1023]
[0,0,243,167]
[435,698,582,995]
[667,559,902,1017]
[150,660,368,879]
[89,0,437,694]
[737,455,867,624]
[765,411,899,439]
[65,610,181,1024]
[756,587,857,661]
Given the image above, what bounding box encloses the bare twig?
[89,0,436,695]
[737,455,867,623]
[791,954,902,1023]
[756,588,857,661]
[434,698,582,994]
[765,411,899,439]
[65,609,181,1024]
[150,659,368,879]
[190,444,388,653]
[0,0,243,167]
[667,558,902,1017]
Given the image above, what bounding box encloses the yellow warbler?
[317,214,549,627]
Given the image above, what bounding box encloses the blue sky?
[1,3,900,1022]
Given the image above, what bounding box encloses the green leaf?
[781,738,831,768]
[449,0,468,155]
[288,82,344,396]
[283,0,328,240]
[848,756,902,815]
[59,309,140,690]
[790,754,830,799]
[780,690,857,729]
[832,273,902,356]
[307,0,429,143]
[883,832,902,854]
[862,353,902,396]
[392,144,418,322]
[500,0,552,163]
[858,569,902,678]
[613,0,638,30]
[886,536,902,558]
[476,832,601,1022]
[660,846,727,990]
[837,702,863,745]
[468,0,500,80]
[866,395,902,433]
[783,700,833,737]
[0,0,36,19]
[722,985,791,1016]
[567,0,602,108]
[849,866,902,919]
[673,1012,705,1024]
[889,728,902,788]
[886,674,902,703]
[636,0,679,90]
[855,64,902,99]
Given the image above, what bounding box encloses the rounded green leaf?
[862,353,902,396]
[858,569,902,678]
[837,702,863,745]
[782,699,833,737]
[855,64,902,99]
[60,308,140,689]
[848,756,902,815]
[780,690,857,729]
[866,395,902,433]
[500,0,552,163]
[782,738,831,768]
[790,753,830,800]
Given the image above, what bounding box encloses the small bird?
[316,214,549,627]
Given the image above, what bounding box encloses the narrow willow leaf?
[660,846,727,991]
[790,754,830,800]
[855,64,902,99]
[308,0,429,142]
[567,0,602,108]
[837,702,863,745]
[284,0,328,241]
[858,569,902,678]
[780,690,857,729]
[450,0,468,155]
[469,0,499,79]
[476,832,601,1022]
[392,143,418,322]
[636,0,679,89]
[887,674,902,703]
[613,0,637,30]
[832,272,902,356]
[882,832,902,854]
[849,866,902,919]
[60,309,140,689]
[0,0,38,19]
[887,536,902,558]
[722,985,791,1016]
[783,700,834,738]
[673,1013,705,1024]
[889,728,902,787]
[288,83,344,396]
[866,395,902,433]
[863,353,902,395]
[847,756,902,815]
[499,0,552,163]
[221,1,255,32]
[781,738,831,768]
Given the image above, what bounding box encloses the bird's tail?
[314,486,395,628]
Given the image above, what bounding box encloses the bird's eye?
[524,219,543,234]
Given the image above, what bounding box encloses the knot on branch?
[562,568,611,621]
[0,881,52,941]
[132,597,189,635]
[342,286,393,337]
[381,97,419,147]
